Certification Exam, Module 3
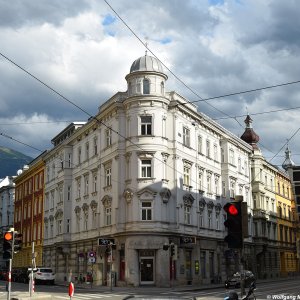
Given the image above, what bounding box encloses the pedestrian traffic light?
[3,231,13,259]
[13,231,23,253]
[223,201,243,248]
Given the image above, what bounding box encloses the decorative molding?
[101,195,112,208]
[137,187,157,199]
[183,193,195,207]
[123,188,134,203]
[159,188,171,204]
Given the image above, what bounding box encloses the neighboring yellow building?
[275,170,298,276]
[13,153,45,268]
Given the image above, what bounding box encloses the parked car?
[0,268,8,280]
[15,267,30,283]
[225,270,255,289]
[34,267,55,285]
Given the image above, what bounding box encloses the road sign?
[88,257,96,263]
[98,238,115,246]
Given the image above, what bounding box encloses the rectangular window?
[198,135,202,153]
[222,181,226,196]
[93,174,97,192]
[78,147,81,165]
[206,140,210,158]
[213,144,217,161]
[66,219,70,233]
[76,179,81,198]
[94,137,98,155]
[105,207,112,225]
[105,168,111,186]
[141,116,152,135]
[200,251,206,278]
[184,166,190,186]
[183,127,190,147]
[208,211,212,229]
[84,175,89,195]
[216,214,220,230]
[229,149,234,165]
[67,186,71,201]
[199,211,204,227]
[141,159,152,178]
[184,206,191,225]
[141,202,152,221]
[68,154,72,168]
[85,142,89,160]
[105,128,112,147]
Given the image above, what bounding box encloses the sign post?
[68,282,74,299]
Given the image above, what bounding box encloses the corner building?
[43,54,253,287]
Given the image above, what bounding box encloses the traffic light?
[13,231,23,253]
[170,243,177,259]
[223,201,243,248]
[3,231,13,259]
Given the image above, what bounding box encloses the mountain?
[0,146,33,178]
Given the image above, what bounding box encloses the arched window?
[143,78,150,94]
[161,82,164,94]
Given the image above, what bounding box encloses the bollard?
[68,282,74,299]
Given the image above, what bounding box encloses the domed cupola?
[282,145,295,171]
[130,55,165,73]
[240,114,260,150]
[125,52,168,97]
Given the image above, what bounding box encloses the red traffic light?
[4,232,13,241]
[223,203,238,216]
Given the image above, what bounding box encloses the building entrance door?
[140,257,154,284]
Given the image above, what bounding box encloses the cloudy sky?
[0,0,300,169]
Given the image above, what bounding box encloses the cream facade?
[41,55,254,287]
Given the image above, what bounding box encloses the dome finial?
[282,142,295,170]
[145,37,149,56]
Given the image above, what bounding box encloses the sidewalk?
[9,276,300,300]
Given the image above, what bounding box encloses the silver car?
[34,267,55,285]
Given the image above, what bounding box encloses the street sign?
[88,251,96,258]
[88,257,96,263]
[180,236,196,244]
[98,238,115,246]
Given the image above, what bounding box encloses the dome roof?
[282,145,295,171]
[240,115,260,149]
[130,54,164,74]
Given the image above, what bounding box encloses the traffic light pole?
[240,247,245,297]
[7,258,12,300]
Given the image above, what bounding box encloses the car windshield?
[39,269,53,273]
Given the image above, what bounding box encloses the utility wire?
[0,52,217,196]
[0,132,44,152]
[189,80,300,105]
[103,0,243,127]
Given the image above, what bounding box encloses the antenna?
[145,36,149,56]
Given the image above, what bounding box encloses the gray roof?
[130,55,164,73]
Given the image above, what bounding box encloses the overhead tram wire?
[0,132,44,153]
[103,0,243,128]
[0,52,213,196]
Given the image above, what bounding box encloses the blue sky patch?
[102,14,116,26]
[208,0,224,5]
[159,37,172,44]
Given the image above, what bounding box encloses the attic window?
[143,78,150,94]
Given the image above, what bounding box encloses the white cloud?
[0,0,299,166]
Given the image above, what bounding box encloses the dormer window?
[143,78,150,94]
